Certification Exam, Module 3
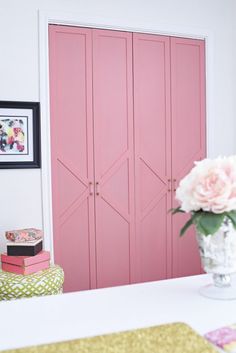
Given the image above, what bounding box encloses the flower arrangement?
[172,156,236,236]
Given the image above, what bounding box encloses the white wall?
[0,0,235,253]
[233,0,236,134]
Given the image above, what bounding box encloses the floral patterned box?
[5,228,43,243]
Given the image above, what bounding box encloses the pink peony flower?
[176,156,236,213]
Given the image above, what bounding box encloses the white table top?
[0,274,235,351]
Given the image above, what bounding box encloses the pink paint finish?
[92,29,135,288]
[49,26,206,290]
[171,37,206,278]
[133,33,172,282]
[1,251,50,267]
[49,25,96,292]
[2,261,50,275]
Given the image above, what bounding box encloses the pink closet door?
[49,25,96,292]
[133,33,172,282]
[92,29,135,288]
[171,37,206,277]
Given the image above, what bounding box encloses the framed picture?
[0,101,40,168]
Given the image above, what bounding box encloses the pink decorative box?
[1,251,50,275]
[205,324,236,352]
[5,228,43,243]
[2,261,50,275]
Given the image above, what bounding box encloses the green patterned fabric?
[0,265,64,300]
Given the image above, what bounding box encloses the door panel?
[133,33,172,282]
[171,37,206,277]
[49,25,96,292]
[92,29,135,288]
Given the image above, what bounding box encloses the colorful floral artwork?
[0,117,27,154]
[0,101,40,168]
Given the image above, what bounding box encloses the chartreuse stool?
[0,265,64,300]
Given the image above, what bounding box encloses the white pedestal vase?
[197,218,236,300]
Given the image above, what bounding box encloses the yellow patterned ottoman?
[0,265,64,300]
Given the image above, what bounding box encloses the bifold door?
[49,25,206,292]
[49,26,135,291]
[171,37,206,277]
[133,34,206,279]
[49,26,96,292]
[92,29,136,288]
[133,33,172,282]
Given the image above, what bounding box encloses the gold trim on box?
[1,322,217,353]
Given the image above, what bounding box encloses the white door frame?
[39,10,215,258]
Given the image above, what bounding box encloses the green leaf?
[226,210,236,229]
[180,217,193,236]
[179,212,200,236]
[195,220,209,236]
[170,207,185,215]
[195,212,225,236]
